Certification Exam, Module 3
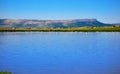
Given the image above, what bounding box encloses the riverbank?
[0,26,120,32]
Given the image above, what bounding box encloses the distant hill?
[0,19,115,28]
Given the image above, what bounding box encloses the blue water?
[0,32,120,74]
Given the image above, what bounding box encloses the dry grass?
[0,26,120,32]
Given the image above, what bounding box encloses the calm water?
[0,32,120,74]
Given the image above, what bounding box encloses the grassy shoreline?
[0,26,120,32]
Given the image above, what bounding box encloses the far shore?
[0,26,120,32]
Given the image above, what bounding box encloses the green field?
[0,26,120,32]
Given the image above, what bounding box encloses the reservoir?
[0,32,120,74]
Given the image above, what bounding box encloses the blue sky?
[0,0,120,23]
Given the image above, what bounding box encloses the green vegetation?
[0,26,120,32]
[0,72,12,74]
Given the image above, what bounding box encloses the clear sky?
[0,0,120,23]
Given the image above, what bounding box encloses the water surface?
[0,32,120,74]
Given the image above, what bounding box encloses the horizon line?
[1,18,119,24]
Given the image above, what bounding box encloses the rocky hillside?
[0,19,114,28]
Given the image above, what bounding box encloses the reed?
[0,26,120,32]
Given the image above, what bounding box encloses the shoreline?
[0,26,120,32]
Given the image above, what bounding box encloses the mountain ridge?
[0,19,115,28]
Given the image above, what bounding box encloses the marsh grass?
[0,26,120,32]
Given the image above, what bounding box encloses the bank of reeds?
[0,26,120,32]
